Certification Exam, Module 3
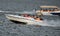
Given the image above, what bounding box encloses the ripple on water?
[0,14,60,36]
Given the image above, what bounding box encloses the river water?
[0,12,60,36]
[0,0,60,36]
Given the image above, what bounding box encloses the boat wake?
[42,20,60,27]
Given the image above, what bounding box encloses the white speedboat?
[5,14,59,27]
[36,6,60,16]
[5,14,43,24]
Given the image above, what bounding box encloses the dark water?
[0,0,60,36]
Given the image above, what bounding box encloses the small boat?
[5,14,59,27]
[5,14,43,24]
[36,6,60,16]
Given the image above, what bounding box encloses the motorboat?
[36,6,60,16]
[5,14,43,24]
[5,14,60,27]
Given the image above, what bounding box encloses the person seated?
[33,16,37,19]
[40,18,43,20]
[35,17,40,21]
[35,16,43,21]
[24,14,28,17]
[27,15,32,18]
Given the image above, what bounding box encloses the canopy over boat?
[40,6,58,8]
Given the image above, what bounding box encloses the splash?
[43,20,60,27]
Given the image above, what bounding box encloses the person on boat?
[33,15,37,19]
[25,15,35,20]
[35,17,40,21]
[27,15,32,18]
[23,14,28,17]
[34,16,43,21]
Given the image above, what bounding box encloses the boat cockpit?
[20,14,43,21]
